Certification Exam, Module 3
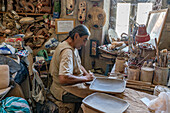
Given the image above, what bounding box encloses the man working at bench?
[50,25,94,113]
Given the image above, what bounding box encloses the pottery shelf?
[0,12,52,16]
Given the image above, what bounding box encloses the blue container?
[53,12,60,19]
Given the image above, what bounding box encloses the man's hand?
[59,72,94,85]
[84,71,95,82]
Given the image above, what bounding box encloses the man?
[50,25,94,112]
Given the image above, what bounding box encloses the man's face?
[74,34,89,49]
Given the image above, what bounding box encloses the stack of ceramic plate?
[82,92,129,113]
[89,77,126,94]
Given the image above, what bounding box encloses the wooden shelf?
[0,12,52,16]
[0,11,6,14]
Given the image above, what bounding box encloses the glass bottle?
[15,21,21,29]
[2,0,5,12]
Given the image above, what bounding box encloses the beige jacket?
[50,41,84,100]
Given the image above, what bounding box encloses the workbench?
[81,88,156,113]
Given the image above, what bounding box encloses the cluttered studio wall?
[0,0,111,74]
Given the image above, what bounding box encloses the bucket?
[115,57,125,73]
[127,66,140,80]
[140,67,154,83]
[153,66,169,85]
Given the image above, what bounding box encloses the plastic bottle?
[53,0,61,19]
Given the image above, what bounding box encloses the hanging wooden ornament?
[89,0,101,1]
[7,0,13,11]
[66,0,75,15]
[87,6,106,29]
[78,1,86,24]
[2,0,5,12]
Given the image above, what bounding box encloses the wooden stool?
[47,93,75,113]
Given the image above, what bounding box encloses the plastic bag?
[148,92,170,113]
[0,42,15,54]
[0,97,31,113]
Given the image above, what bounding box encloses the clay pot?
[115,57,125,73]
[135,24,150,43]
[140,67,154,83]
[153,66,169,85]
[127,66,140,81]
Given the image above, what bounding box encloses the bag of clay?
[148,92,170,113]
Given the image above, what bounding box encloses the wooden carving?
[36,0,43,13]
[36,28,48,38]
[42,0,50,6]
[7,0,13,11]
[19,0,35,13]
[19,17,35,24]
[33,35,45,47]
[78,1,86,24]
[66,0,75,15]
[40,6,51,13]
[87,7,106,29]
[11,10,20,20]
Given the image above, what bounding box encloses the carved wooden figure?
[40,6,51,13]
[15,0,22,13]
[78,1,86,24]
[36,0,43,13]
[42,0,51,6]
[66,0,75,15]
[33,35,45,47]
[36,28,48,39]
[19,0,35,13]
[7,0,13,11]
[87,7,106,29]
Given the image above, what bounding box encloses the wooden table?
[62,74,157,113]
[81,88,156,113]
